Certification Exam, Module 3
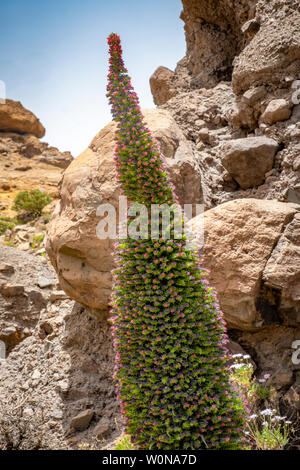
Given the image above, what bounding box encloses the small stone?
[20,382,29,391]
[198,127,210,143]
[0,341,6,359]
[32,369,41,380]
[50,409,63,419]
[18,242,30,251]
[37,276,54,288]
[287,185,300,204]
[273,370,293,389]
[94,417,110,439]
[260,99,292,125]
[0,263,14,274]
[70,409,94,431]
[50,290,68,301]
[243,86,266,105]
[23,407,34,418]
[56,380,69,393]
[2,326,17,335]
[241,19,260,35]
[195,119,206,128]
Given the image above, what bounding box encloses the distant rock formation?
[0,99,45,138]
[0,99,73,218]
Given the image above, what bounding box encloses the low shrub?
[13,190,51,219]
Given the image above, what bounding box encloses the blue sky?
[0,0,185,156]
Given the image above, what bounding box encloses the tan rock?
[46,109,201,309]
[0,99,45,138]
[242,86,266,106]
[260,99,292,125]
[187,199,299,330]
[220,136,279,189]
[150,66,176,105]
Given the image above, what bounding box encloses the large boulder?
[150,66,176,105]
[45,108,201,309]
[187,198,300,331]
[0,99,45,138]
[220,136,279,189]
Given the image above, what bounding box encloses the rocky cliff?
[46,0,300,440]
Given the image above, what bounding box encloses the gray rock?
[220,136,279,189]
[0,340,6,359]
[50,409,63,419]
[0,263,14,275]
[70,409,94,432]
[94,417,111,439]
[37,276,54,289]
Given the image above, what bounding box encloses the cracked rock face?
[187,199,300,331]
[0,245,119,450]
[45,108,201,309]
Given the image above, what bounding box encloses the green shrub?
[114,434,135,450]
[106,33,248,450]
[13,190,51,219]
[0,217,15,235]
[31,233,45,249]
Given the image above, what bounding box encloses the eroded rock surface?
[187,198,300,331]
[0,245,119,449]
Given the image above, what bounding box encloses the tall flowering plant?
[106,33,248,450]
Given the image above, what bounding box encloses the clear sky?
[0,0,185,156]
